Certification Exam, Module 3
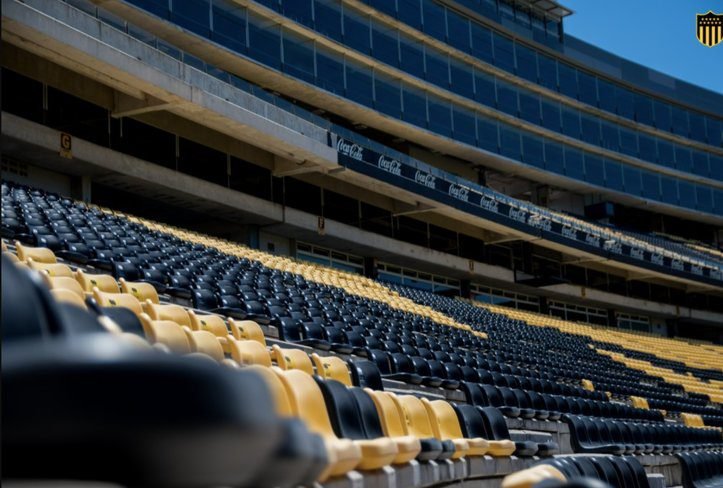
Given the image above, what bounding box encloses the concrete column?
[364,256,377,279]
[81,176,92,203]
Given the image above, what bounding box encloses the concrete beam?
[112,92,177,118]
[391,203,437,217]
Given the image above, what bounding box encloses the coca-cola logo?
[414,170,436,189]
[336,138,363,161]
[377,155,402,176]
[449,184,469,202]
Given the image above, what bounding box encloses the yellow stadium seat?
[311,353,352,386]
[229,319,266,346]
[139,313,191,354]
[363,389,421,464]
[272,345,315,375]
[45,275,85,299]
[92,288,143,316]
[76,269,120,293]
[51,288,87,309]
[119,278,159,304]
[246,365,295,417]
[183,328,225,362]
[27,259,74,277]
[276,370,398,476]
[501,464,567,488]
[142,300,191,327]
[393,394,469,458]
[15,241,56,263]
[188,310,231,350]
[422,398,489,456]
[229,339,272,367]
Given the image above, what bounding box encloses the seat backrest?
[229,339,271,367]
[272,345,314,375]
[28,260,74,277]
[139,314,191,354]
[51,289,87,309]
[15,241,56,263]
[453,404,488,439]
[229,319,266,346]
[76,270,119,293]
[144,301,191,327]
[184,329,225,362]
[188,310,229,337]
[348,359,384,391]
[93,288,143,316]
[423,398,465,439]
[365,389,407,437]
[244,365,293,417]
[395,394,436,439]
[350,388,385,439]
[477,406,512,440]
[275,369,336,438]
[315,377,366,440]
[119,279,159,304]
[46,276,85,299]
[311,353,352,386]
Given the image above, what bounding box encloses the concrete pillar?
[364,256,377,279]
[460,279,471,299]
[247,224,259,250]
[81,176,92,203]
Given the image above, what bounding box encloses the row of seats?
[502,455,650,488]
[3,249,537,485]
[461,382,660,423]
[390,282,721,418]
[676,451,723,488]
[563,415,723,455]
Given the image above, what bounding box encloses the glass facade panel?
[518,92,540,124]
[470,22,494,63]
[447,10,471,52]
[499,125,521,160]
[422,0,446,41]
[477,116,498,152]
[564,147,584,180]
[372,26,399,67]
[345,62,373,106]
[282,31,315,82]
[428,99,452,136]
[399,39,425,79]
[493,34,515,72]
[402,86,428,128]
[641,171,660,200]
[585,154,604,186]
[343,9,370,54]
[425,50,449,88]
[515,44,537,83]
[605,160,624,191]
[623,166,641,196]
[248,14,281,69]
[171,0,209,35]
[453,107,477,145]
[450,60,474,98]
[316,48,345,95]
[374,73,402,117]
[522,134,544,167]
[544,141,563,173]
[398,0,422,29]
[314,0,342,40]
[211,2,247,53]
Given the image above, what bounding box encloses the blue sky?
[562,0,723,94]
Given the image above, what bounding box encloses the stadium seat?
[274,369,366,479]
[393,394,457,460]
[229,339,272,367]
[422,397,489,456]
[4,335,283,487]
[76,269,120,293]
[272,345,315,375]
[119,277,160,303]
[92,288,144,316]
[311,353,353,386]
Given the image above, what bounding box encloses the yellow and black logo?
[696,11,723,47]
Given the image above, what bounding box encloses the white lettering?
[448,184,470,202]
[508,208,527,224]
[377,155,402,176]
[631,248,644,260]
[414,170,437,189]
[336,139,364,161]
[651,253,664,266]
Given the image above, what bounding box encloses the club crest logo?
[696,11,723,47]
